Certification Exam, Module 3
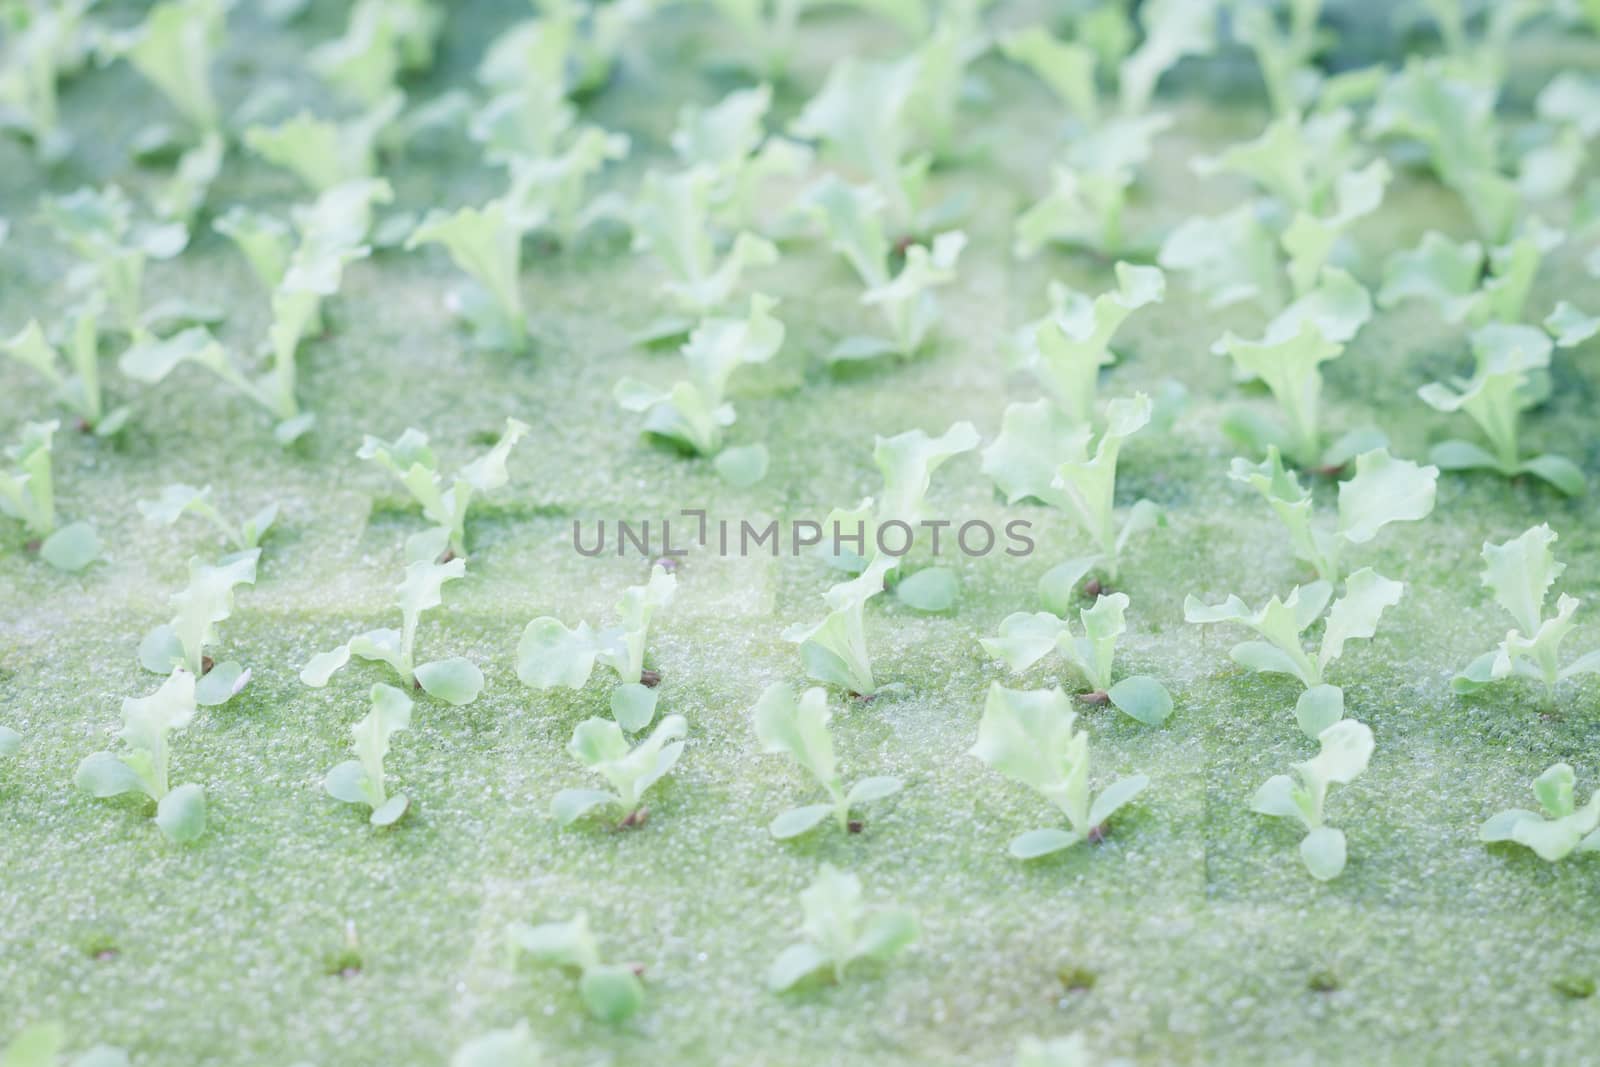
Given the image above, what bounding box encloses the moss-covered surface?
[4,3,1600,1065]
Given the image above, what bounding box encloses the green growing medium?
[4,1,1600,1065]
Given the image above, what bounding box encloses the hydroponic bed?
[4,1,1600,1065]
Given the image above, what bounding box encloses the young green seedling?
[790,56,924,232]
[73,669,208,844]
[358,417,530,558]
[503,124,631,247]
[551,714,688,828]
[311,0,444,106]
[1480,763,1600,862]
[0,420,100,572]
[670,83,813,235]
[1229,446,1438,584]
[1184,567,1404,690]
[406,199,532,351]
[982,594,1174,726]
[137,550,258,706]
[0,1,97,160]
[982,393,1160,586]
[243,98,402,194]
[767,863,918,992]
[631,166,778,330]
[2,309,130,436]
[614,293,784,457]
[807,176,966,361]
[301,556,483,706]
[751,683,904,838]
[1452,525,1600,702]
[325,683,414,827]
[506,912,644,1022]
[1378,225,1558,328]
[518,564,676,692]
[1417,324,1584,495]
[1013,264,1165,425]
[1251,718,1374,880]
[108,0,225,136]
[970,683,1150,859]
[39,185,189,336]
[786,556,894,698]
[138,484,277,553]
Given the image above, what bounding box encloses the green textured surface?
[4,4,1600,1066]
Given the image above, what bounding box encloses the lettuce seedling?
[614,293,784,456]
[1158,203,1283,311]
[109,0,225,135]
[39,185,188,336]
[311,0,444,106]
[970,683,1149,859]
[518,565,676,690]
[244,97,402,194]
[0,420,100,573]
[301,556,484,705]
[1480,763,1600,862]
[1378,225,1560,328]
[982,393,1159,584]
[786,556,894,697]
[752,683,904,838]
[808,176,966,361]
[791,57,923,232]
[552,714,688,827]
[1251,718,1374,880]
[358,417,529,557]
[670,84,814,235]
[137,550,258,706]
[1229,446,1438,584]
[1452,524,1600,702]
[1013,163,1138,259]
[151,133,225,226]
[138,484,278,552]
[0,1021,129,1067]
[1418,323,1582,495]
[74,669,208,844]
[768,864,918,992]
[3,309,130,435]
[1184,568,1404,690]
[0,1,96,160]
[506,912,644,1023]
[407,198,532,351]
[1212,321,1343,468]
[1016,264,1164,425]
[982,594,1174,726]
[503,124,631,247]
[325,683,414,827]
[450,1022,540,1067]
[631,167,778,323]
[477,0,647,101]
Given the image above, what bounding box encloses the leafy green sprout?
[969,683,1150,859]
[669,83,814,235]
[614,293,784,458]
[1417,323,1585,496]
[767,863,918,992]
[109,0,225,136]
[506,912,645,1022]
[38,185,189,337]
[138,484,278,552]
[0,0,98,160]
[0,419,101,572]
[1378,224,1561,329]
[517,564,677,693]
[300,556,485,706]
[1480,763,1600,863]
[552,714,688,828]
[310,0,445,107]
[136,549,258,706]
[2,308,131,436]
[807,176,966,361]
[1228,446,1439,585]
[751,683,904,839]
[406,199,532,352]
[449,1022,541,1067]
[981,393,1160,587]
[1184,568,1404,691]
[1451,524,1600,703]
[358,417,530,558]
[982,593,1175,726]
[324,683,414,827]
[73,669,208,844]
[1251,718,1374,881]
